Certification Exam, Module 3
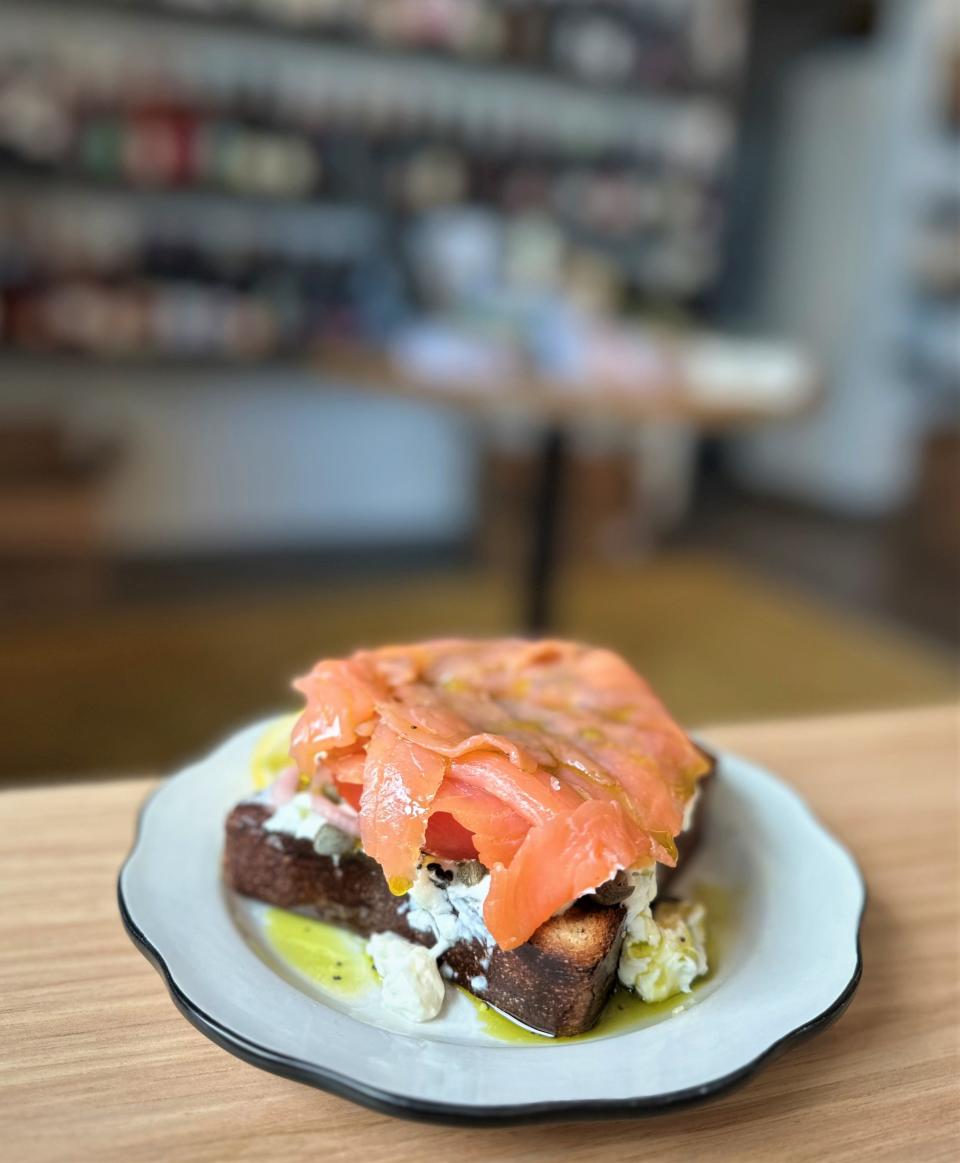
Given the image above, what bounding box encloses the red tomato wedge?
[332,777,362,813]
[290,639,709,948]
[423,812,479,862]
[429,775,529,867]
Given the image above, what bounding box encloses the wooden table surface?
[1,705,957,1162]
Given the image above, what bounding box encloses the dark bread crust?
[224,755,713,1037]
[444,904,626,1035]
[225,804,626,1035]
[226,802,421,938]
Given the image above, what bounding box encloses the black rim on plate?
[117,781,866,1126]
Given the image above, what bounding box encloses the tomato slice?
[423,811,479,861]
[336,769,480,860]
[333,776,362,812]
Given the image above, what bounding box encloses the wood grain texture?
[1,705,957,1162]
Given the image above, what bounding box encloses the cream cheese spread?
[366,931,446,1022]
[404,865,493,954]
[261,791,356,857]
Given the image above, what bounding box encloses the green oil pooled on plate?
[264,908,377,999]
[467,881,740,1045]
[692,879,738,976]
[263,882,740,1041]
[464,984,699,1045]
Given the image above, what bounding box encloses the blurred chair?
[0,420,117,609]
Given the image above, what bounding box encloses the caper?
[312,825,357,857]
[456,860,487,887]
[590,870,633,906]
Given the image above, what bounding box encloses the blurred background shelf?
[17,0,748,98]
[0,169,382,221]
[9,0,748,98]
[0,0,735,150]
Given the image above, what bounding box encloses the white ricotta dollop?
[617,866,709,1002]
[368,866,494,1020]
[262,791,355,856]
[262,792,327,843]
[367,931,446,1022]
[405,865,493,953]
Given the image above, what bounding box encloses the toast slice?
[224,766,710,1037]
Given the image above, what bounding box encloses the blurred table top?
[1,705,957,1162]
[313,349,818,429]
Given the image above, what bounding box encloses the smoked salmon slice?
[484,798,640,951]
[358,721,447,895]
[290,639,710,949]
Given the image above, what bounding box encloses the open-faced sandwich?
[224,638,713,1037]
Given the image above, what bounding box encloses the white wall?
[1,363,477,552]
[731,1,937,515]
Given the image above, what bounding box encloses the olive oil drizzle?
[464,984,699,1045]
[262,881,736,1044]
[264,909,378,999]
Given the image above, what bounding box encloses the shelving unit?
[0,0,748,366]
[30,0,748,97]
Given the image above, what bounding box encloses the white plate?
[119,719,865,1123]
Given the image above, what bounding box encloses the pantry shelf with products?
[11,0,749,97]
[0,0,747,369]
